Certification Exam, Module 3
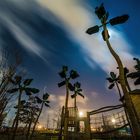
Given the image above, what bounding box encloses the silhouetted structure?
[86,3,140,139]
[59,106,90,140]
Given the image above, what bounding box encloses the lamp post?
[86,3,140,139]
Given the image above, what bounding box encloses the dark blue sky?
[103,0,140,55]
[0,0,140,120]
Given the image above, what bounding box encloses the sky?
[0,0,140,127]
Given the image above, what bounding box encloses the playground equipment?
[88,104,131,139]
[59,106,90,140]
[59,104,132,140]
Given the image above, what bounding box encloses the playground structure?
[59,104,131,140]
[59,106,90,140]
[89,105,130,139]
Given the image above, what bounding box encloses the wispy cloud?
[0,0,50,62]
[37,0,138,73]
[49,93,88,108]
[1,0,138,72]
[0,16,45,60]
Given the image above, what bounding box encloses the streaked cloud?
[49,93,88,108]
[0,16,44,60]
[0,0,51,62]
[37,0,139,73]
[1,0,137,72]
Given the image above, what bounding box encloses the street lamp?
[37,124,43,130]
[86,3,140,139]
[111,118,116,124]
[79,111,84,117]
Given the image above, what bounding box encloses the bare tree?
[0,49,22,127]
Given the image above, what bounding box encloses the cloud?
[77,94,88,104]
[91,91,99,98]
[2,17,44,59]
[1,0,137,73]
[49,94,57,102]
[37,0,139,73]
[0,1,43,58]
[0,0,51,62]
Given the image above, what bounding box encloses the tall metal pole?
[102,17,140,139]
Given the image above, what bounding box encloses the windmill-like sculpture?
[58,66,79,140]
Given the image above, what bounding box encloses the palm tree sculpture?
[7,76,39,140]
[123,67,132,92]
[69,82,84,135]
[127,58,140,85]
[69,82,84,108]
[86,4,140,138]
[58,66,79,140]
[30,92,50,139]
[106,71,134,131]
[126,58,140,123]
[107,72,122,100]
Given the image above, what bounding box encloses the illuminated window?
[68,127,75,132]
[79,121,85,132]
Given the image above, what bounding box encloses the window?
[79,121,85,132]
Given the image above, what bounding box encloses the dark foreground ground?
[0,133,132,140]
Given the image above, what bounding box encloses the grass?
[0,134,59,140]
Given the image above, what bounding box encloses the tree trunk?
[115,81,133,133]
[0,100,8,127]
[24,123,28,135]
[115,81,122,99]
[11,90,22,140]
[102,21,140,139]
[58,106,64,140]
[125,76,131,92]
[64,79,69,140]
[30,103,43,139]
[74,95,77,109]
[26,118,32,140]
[125,76,140,127]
